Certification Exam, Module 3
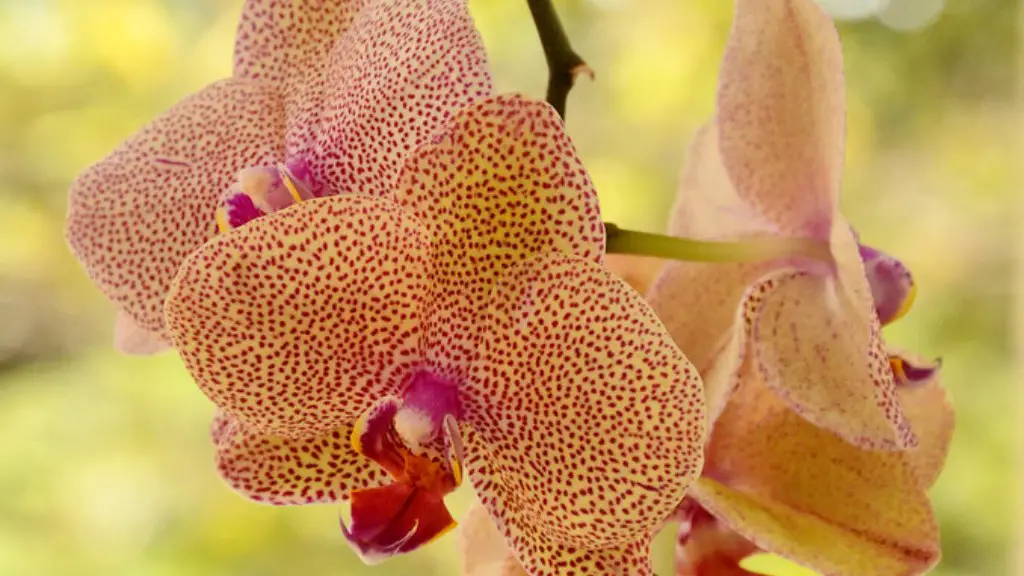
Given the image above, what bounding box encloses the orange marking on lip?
[889,356,907,383]
[278,164,305,204]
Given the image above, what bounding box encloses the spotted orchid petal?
[688,272,795,427]
[456,501,653,576]
[211,410,388,504]
[314,0,492,198]
[859,243,917,325]
[233,0,363,155]
[67,79,285,340]
[397,95,604,379]
[717,0,845,240]
[675,503,759,576]
[114,311,170,355]
[165,194,430,438]
[752,223,915,449]
[234,0,362,84]
[460,253,705,573]
[691,369,940,576]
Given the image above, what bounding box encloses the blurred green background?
[0,0,1016,574]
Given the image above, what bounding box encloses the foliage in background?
[0,0,1016,574]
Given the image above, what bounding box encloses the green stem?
[604,223,834,265]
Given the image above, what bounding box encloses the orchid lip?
[890,354,941,387]
[343,372,463,564]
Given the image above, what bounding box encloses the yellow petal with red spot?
[893,358,953,488]
[396,94,604,380]
[67,79,285,340]
[211,411,388,505]
[646,124,778,419]
[460,254,705,572]
[166,194,430,439]
[314,0,492,197]
[233,0,361,155]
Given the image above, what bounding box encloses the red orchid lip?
[342,482,456,564]
[343,384,464,563]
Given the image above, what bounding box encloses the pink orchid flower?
[646,0,921,450]
[66,0,491,354]
[165,92,707,570]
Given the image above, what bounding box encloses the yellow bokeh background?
[0,0,1016,575]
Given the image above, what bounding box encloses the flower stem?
[526,0,592,119]
[604,223,834,265]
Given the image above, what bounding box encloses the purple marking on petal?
[222,192,266,229]
[283,157,326,198]
[857,242,879,261]
[892,355,941,387]
[153,157,191,168]
[859,242,915,325]
[394,371,460,446]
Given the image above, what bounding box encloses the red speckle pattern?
[69,0,491,345]
[465,430,658,576]
[212,410,388,504]
[233,0,365,154]
[313,0,492,197]
[717,0,845,240]
[166,195,430,438]
[461,254,705,566]
[397,94,604,379]
[66,79,285,339]
[163,91,701,567]
[751,224,915,450]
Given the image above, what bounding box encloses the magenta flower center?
[216,157,324,231]
[394,371,461,448]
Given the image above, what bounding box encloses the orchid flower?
[649,2,953,571]
[645,0,921,450]
[165,91,707,571]
[456,288,950,576]
[674,350,951,576]
[66,0,490,354]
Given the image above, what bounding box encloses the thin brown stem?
[526,0,593,118]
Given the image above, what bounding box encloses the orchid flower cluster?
[66,0,952,574]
